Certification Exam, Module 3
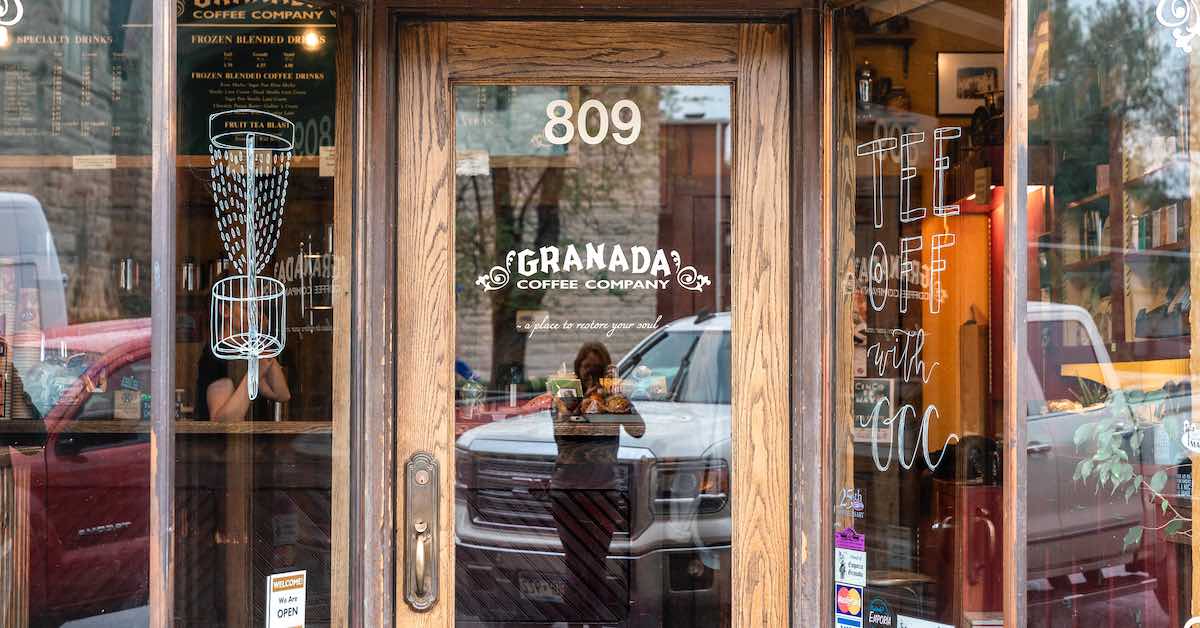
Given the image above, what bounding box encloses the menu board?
[177,0,337,156]
[0,0,153,156]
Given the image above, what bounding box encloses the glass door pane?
[453,84,733,627]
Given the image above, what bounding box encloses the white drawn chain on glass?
[1157,0,1200,52]
[1186,617,1200,628]
[857,127,963,472]
[208,109,293,400]
[544,98,641,146]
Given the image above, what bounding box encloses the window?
[1025,1,1200,624]
[831,3,1007,626]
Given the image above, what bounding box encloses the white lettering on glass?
[928,232,955,315]
[544,99,575,145]
[899,132,926,223]
[898,236,922,314]
[476,243,705,292]
[857,137,898,229]
[933,126,962,217]
[868,242,888,312]
[544,98,642,146]
[855,127,963,472]
[1156,0,1200,52]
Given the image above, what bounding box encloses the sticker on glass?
[835,584,864,627]
[265,570,306,628]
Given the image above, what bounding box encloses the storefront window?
[1025,1,1199,624]
[832,3,1006,626]
[0,0,155,623]
[172,2,350,626]
[453,84,733,626]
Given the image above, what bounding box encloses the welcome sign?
[476,242,711,293]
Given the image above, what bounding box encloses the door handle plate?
[405,451,439,611]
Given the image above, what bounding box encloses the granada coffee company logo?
[867,598,894,627]
[476,243,711,293]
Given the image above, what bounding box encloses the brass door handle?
[405,452,439,611]
[414,520,430,599]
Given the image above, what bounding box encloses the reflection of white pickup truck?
[0,192,68,333]
[1024,302,1173,590]
[454,313,731,627]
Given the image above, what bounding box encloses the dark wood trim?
[332,9,358,626]
[149,0,177,622]
[731,21,792,628]
[446,21,740,82]
[353,3,399,627]
[1002,0,1029,625]
[376,0,817,18]
[790,7,828,628]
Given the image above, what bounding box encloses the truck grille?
[469,455,632,534]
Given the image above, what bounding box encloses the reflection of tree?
[1034,0,1193,548]
[486,167,563,389]
[1033,0,1178,197]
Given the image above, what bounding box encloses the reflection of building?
[0,0,152,325]
[455,85,732,382]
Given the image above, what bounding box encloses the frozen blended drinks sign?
[476,243,711,293]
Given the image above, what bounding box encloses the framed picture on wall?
[937,52,1003,116]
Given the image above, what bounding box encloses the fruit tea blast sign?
[208,108,294,400]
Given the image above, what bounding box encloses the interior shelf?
[0,420,334,435]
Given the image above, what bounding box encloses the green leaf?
[1116,464,1133,484]
[1165,519,1185,536]
[1124,482,1137,503]
[1162,498,1171,514]
[1078,458,1094,480]
[1074,422,1096,449]
[1123,525,1143,550]
[1131,430,1144,452]
[1151,470,1168,493]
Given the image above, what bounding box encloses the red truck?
[4,317,151,625]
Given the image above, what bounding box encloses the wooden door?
[393,20,790,628]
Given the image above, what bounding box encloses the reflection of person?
[550,342,643,621]
[195,276,291,421]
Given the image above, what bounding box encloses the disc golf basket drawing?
[208,109,293,400]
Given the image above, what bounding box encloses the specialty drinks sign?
[0,0,152,156]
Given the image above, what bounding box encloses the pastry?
[604,394,631,414]
[580,397,603,414]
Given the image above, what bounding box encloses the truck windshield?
[622,330,731,404]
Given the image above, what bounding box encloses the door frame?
[367,17,793,627]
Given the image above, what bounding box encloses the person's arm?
[255,357,291,402]
[207,375,251,422]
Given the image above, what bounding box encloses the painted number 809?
[544,98,641,146]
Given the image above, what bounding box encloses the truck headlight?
[651,460,729,515]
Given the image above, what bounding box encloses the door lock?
[405,452,439,611]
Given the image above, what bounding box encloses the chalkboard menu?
[0,0,153,157]
[177,0,337,157]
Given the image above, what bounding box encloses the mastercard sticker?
[835,583,864,619]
